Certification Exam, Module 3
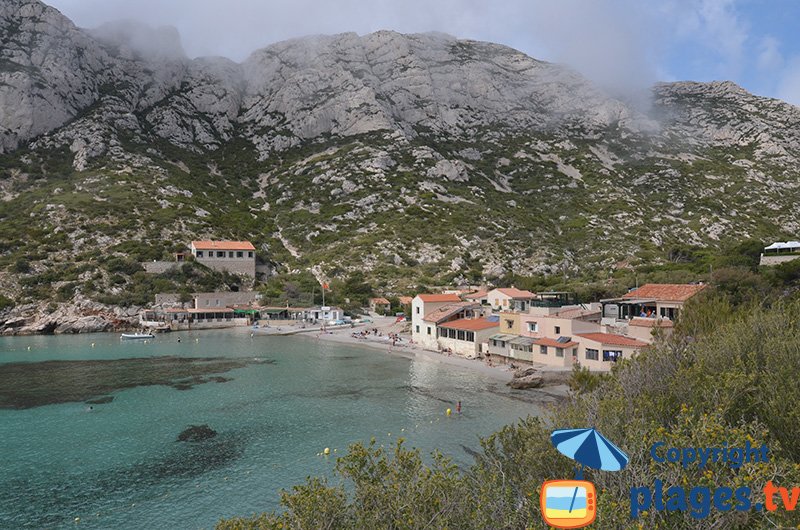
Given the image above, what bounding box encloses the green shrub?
[0,294,14,310]
[218,295,800,529]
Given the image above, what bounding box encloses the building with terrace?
[601,283,706,326]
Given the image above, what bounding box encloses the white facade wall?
[411,297,455,350]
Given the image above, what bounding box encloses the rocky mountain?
[2,0,800,316]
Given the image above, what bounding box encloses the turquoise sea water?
[0,330,545,529]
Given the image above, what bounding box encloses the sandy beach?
[269,315,572,399]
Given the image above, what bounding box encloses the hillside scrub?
[217,293,800,529]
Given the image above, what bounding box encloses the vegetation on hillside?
[217,272,800,529]
[2,117,800,310]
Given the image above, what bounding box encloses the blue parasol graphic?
[551,428,629,472]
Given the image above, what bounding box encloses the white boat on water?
[120,333,155,340]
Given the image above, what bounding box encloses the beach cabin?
[304,306,343,323]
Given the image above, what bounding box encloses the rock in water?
[177,424,217,442]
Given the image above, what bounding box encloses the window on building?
[427,326,431,335]
[603,350,623,362]
[196,251,204,258]
[540,345,547,355]
[415,325,419,333]
[586,348,599,361]
[237,251,243,258]
[248,251,254,258]
[528,322,538,332]
[217,251,225,257]
[457,330,466,341]
[555,326,561,334]
[556,347,564,357]
[416,307,420,314]
[228,251,234,258]
[466,331,475,342]
[505,319,514,329]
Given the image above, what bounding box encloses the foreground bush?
[218,297,800,529]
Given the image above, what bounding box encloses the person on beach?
[456,401,461,414]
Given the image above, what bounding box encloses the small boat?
[120,333,155,340]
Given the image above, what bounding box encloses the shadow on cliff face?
[0,356,265,409]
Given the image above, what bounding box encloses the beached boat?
[120,333,155,340]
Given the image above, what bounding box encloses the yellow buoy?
[446,408,452,416]
[324,447,330,455]
[74,517,80,523]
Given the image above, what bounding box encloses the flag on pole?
[322,282,329,290]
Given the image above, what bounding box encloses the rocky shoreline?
[0,296,140,336]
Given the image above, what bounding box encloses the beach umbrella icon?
[551,428,629,472]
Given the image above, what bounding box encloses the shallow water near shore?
[0,329,546,529]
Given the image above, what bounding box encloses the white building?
[418,302,483,350]
[411,293,463,349]
[304,306,343,323]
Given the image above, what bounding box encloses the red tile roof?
[192,240,256,251]
[495,287,536,299]
[576,333,648,347]
[416,293,462,303]
[463,290,489,299]
[398,296,413,305]
[370,297,391,305]
[438,317,499,331]
[622,283,706,302]
[629,317,675,328]
[534,337,579,349]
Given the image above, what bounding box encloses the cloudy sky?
[46,0,800,105]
